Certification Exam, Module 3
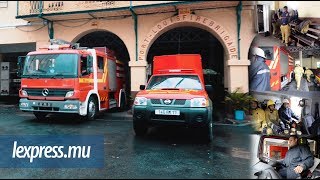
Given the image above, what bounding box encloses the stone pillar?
[129,60,147,97]
[226,59,251,93]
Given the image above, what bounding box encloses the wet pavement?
[0,100,252,179]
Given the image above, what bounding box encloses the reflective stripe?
[257,69,270,75]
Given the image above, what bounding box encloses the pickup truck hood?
[21,78,75,89]
[137,89,207,99]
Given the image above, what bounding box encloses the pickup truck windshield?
[22,54,78,78]
[146,75,203,90]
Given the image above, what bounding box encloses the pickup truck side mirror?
[205,85,213,93]
[140,85,146,90]
[17,56,26,77]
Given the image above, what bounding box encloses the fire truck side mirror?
[139,85,146,90]
[17,56,26,77]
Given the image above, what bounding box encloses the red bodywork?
[19,46,125,111]
[264,46,294,91]
[137,54,208,100]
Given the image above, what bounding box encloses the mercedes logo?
[163,99,171,105]
[42,89,49,96]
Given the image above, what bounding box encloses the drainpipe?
[37,1,54,39]
[236,1,242,60]
[130,1,138,61]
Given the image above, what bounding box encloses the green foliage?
[224,87,254,112]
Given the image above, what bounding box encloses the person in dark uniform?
[249,47,271,92]
[276,135,314,179]
[280,6,291,46]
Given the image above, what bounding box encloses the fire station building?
[0,1,257,97]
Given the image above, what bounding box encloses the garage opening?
[0,42,36,99]
[76,31,131,105]
[147,26,225,114]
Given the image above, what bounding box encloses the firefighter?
[250,98,269,134]
[304,67,314,83]
[249,47,271,92]
[265,100,284,134]
[279,99,300,130]
[280,6,291,46]
[276,135,314,179]
[294,64,305,90]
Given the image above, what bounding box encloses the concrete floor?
[0,100,253,179]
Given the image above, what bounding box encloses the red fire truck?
[18,39,126,121]
[260,46,295,91]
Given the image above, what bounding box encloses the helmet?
[252,47,266,59]
[282,99,290,104]
[267,100,275,107]
[252,98,259,102]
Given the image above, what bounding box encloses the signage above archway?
[138,14,238,62]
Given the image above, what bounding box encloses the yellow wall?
[0,1,27,26]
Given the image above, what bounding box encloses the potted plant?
[224,87,254,121]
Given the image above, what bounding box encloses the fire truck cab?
[18,39,126,121]
[132,54,213,142]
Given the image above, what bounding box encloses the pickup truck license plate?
[155,109,180,116]
[38,102,52,107]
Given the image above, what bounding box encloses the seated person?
[279,99,300,130]
[250,98,272,134]
[265,99,285,134]
[273,135,314,179]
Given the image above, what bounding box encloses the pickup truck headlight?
[134,97,147,106]
[65,91,74,98]
[21,90,28,96]
[190,98,208,107]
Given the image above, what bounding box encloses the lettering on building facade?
[139,14,238,61]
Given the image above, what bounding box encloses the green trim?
[16,1,206,20]
[236,1,242,60]
[130,1,138,61]
[16,1,19,17]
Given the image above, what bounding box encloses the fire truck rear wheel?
[133,120,148,136]
[82,96,98,121]
[33,112,48,121]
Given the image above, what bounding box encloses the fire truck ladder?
[49,39,81,49]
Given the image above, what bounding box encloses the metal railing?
[17,1,181,17]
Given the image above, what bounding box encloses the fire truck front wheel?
[33,112,48,121]
[81,96,98,121]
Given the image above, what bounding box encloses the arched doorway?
[147,26,225,114]
[75,30,131,105]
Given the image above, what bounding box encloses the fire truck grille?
[24,88,73,97]
[150,99,186,105]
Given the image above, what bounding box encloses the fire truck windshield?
[22,54,78,78]
[146,75,203,90]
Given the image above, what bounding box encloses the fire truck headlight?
[134,97,147,106]
[21,90,28,96]
[64,104,78,110]
[65,91,74,98]
[20,102,28,107]
[190,98,208,107]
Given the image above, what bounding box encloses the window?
[81,56,88,76]
[317,62,320,69]
[97,56,104,72]
[0,1,8,8]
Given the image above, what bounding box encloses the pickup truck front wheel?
[201,119,213,143]
[133,120,148,136]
